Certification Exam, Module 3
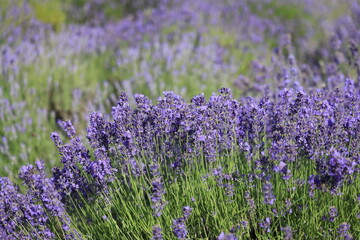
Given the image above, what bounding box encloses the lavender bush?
[2,85,359,238]
[1,0,360,239]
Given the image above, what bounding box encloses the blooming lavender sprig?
[263,181,275,205]
[329,206,338,222]
[172,206,193,239]
[19,161,79,237]
[172,218,188,240]
[182,206,193,220]
[51,120,116,204]
[152,225,163,240]
[151,176,167,217]
[338,222,353,240]
[244,191,256,210]
[50,130,90,203]
[0,177,54,239]
[88,146,117,186]
[212,167,235,200]
[259,217,271,233]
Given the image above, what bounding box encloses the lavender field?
[1,0,359,239]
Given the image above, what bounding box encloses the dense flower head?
[329,206,338,222]
[63,120,77,138]
[87,112,111,149]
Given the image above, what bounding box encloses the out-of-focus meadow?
[1,0,356,178]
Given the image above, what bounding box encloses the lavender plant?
[3,84,358,238]
[1,0,360,239]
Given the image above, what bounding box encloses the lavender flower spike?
[152,225,163,240]
[263,181,275,205]
[172,218,188,240]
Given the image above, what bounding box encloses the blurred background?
[1,0,359,180]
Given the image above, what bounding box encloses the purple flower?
[259,217,271,233]
[51,120,117,205]
[19,161,77,236]
[152,225,163,240]
[281,226,293,240]
[285,199,292,214]
[245,191,256,210]
[182,206,192,220]
[87,112,111,149]
[62,120,76,138]
[0,177,54,239]
[329,206,338,222]
[218,232,238,240]
[149,164,161,177]
[172,205,193,239]
[338,222,352,240]
[240,221,248,228]
[263,181,275,205]
[151,176,167,217]
[172,217,188,240]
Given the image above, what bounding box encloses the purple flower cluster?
[0,177,53,239]
[259,217,271,233]
[218,232,238,240]
[19,161,72,231]
[172,206,193,239]
[85,89,245,175]
[1,161,80,239]
[152,225,163,240]
[338,222,353,240]
[262,181,275,205]
[310,147,357,192]
[151,175,167,217]
[172,217,188,240]
[1,81,359,237]
[51,120,117,205]
[212,166,235,200]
